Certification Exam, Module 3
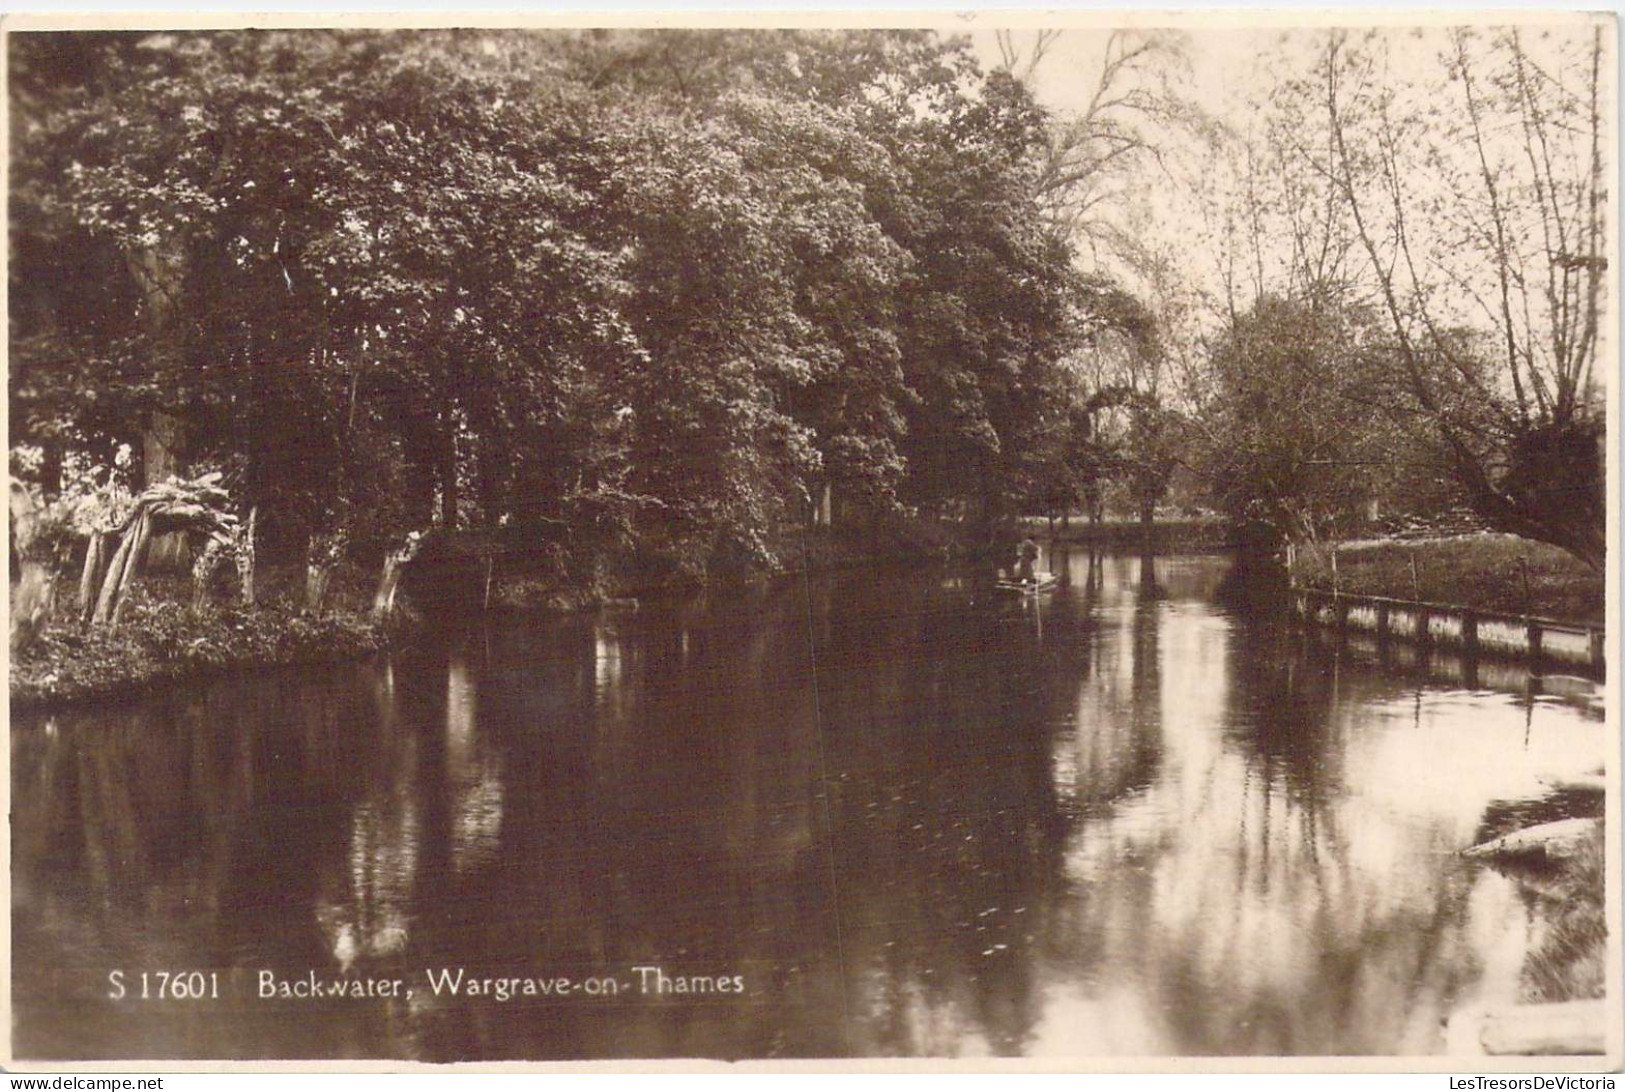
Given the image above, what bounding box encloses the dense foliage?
[11,25,1607,617]
[11,29,1097,585]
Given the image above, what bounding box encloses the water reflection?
[444,659,503,875]
[11,554,1606,1061]
[316,665,418,973]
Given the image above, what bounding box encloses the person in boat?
[1016,535,1041,585]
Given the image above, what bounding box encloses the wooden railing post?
[1461,609,1479,659]
[1526,620,1544,670]
[1375,601,1390,644]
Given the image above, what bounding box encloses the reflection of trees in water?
[1137,549,1162,602]
[988,571,1508,1056]
[443,659,504,874]
[394,593,847,1061]
[1050,553,1163,819]
[805,563,1157,1057]
[11,701,250,1058]
[313,664,421,972]
[1224,617,1344,811]
[1303,624,1603,722]
[1021,552,1173,1046]
[1111,614,1489,1054]
[12,684,295,955]
[1049,544,1104,599]
[16,554,1538,1061]
[11,669,426,1057]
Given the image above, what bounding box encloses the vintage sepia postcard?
[4,9,1620,1073]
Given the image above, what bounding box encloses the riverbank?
[10,519,969,710]
[1027,517,1233,553]
[1452,808,1608,1055]
[1291,533,1603,623]
[1519,820,1607,1007]
[9,569,391,712]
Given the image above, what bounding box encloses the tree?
[1196,292,1399,548]
[12,27,1101,601]
[993,30,1225,262]
[882,69,1084,533]
[988,31,1225,533]
[1305,27,1606,567]
[580,32,1086,551]
[1069,275,1175,529]
[11,31,649,573]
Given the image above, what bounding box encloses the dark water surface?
[12,551,1605,1060]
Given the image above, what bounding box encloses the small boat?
[995,572,1058,594]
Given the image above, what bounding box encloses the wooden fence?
[1291,585,1605,679]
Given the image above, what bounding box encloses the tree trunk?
[236,507,257,608]
[1463,818,1600,862]
[372,534,422,621]
[373,555,405,620]
[40,440,63,498]
[440,415,459,530]
[194,564,216,610]
[476,436,503,530]
[192,540,224,611]
[12,561,55,652]
[93,517,141,625]
[305,563,333,615]
[109,511,156,627]
[9,487,55,650]
[79,531,108,621]
[144,410,191,572]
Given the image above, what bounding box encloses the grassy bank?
[10,566,390,712]
[1293,534,1603,623]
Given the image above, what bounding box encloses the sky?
[964,27,1258,318]
[962,18,1612,352]
[969,26,1250,117]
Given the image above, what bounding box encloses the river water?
[11,549,1607,1061]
